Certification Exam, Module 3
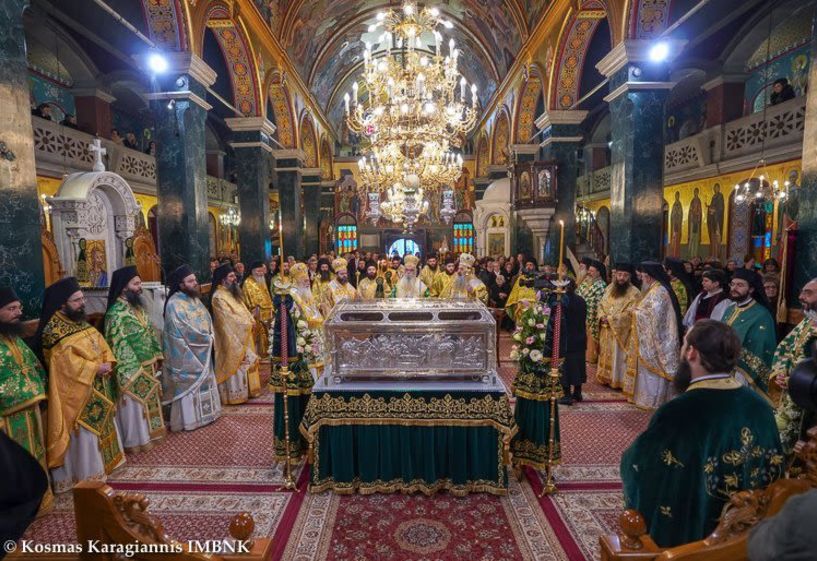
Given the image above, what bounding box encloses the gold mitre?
[332,257,348,273]
[290,262,309,283]
[459,253,476,268]
[404,254,419,268]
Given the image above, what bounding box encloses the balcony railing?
[32,115,237,203]
[577,97,806,193]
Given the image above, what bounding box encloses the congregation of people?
[2,245,816,555]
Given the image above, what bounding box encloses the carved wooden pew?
[9,481,272,561]
[600,426,817,561]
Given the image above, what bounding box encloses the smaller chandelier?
[380,174,429,226]
[732,171,791,204]
[358,142,462,193]
[220,207,241,227]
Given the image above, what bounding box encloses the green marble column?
[273,150,305,259]
[538,121,584,264]
[227,118,275,265]
[301,169,322,258]
[148,54,215,281]
[793,9,817,290]
[597,46,673,265]
[0,0,45,315]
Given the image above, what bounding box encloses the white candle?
[352,81,358,105]
[460,77,466,101]
[471,84,477,105]
[344,92,350,114]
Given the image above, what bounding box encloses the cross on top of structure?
[89,138,107,172]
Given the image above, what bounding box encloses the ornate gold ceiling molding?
[306,5,503,89]
[236,0,337,138]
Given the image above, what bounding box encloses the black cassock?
[559,292,587,387]
[0,432,47,548]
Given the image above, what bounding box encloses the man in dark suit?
[559,279,587,405]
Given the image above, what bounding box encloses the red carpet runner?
[23,336,650,560]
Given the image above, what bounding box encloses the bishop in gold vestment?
[0,286,52,513]
[356,262,384,299]
[624,263,681,410]
[419,254,442,291]
[450,254,489,304]
[431,259,458,298]
[321,258,357,313]
[211,265,261,404]
[505,258,538,322]
[290,263,325,371]
[36,277,124,493]
[596,265,640,388]
[242,261,274,360]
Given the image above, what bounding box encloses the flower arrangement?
[291,304,321,365]
[509,301,551,372]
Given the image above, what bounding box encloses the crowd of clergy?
[0,249,515,514]
[2,246,816,555]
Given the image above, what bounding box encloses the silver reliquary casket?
[323,299,497,384]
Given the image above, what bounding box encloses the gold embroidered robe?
[212,286,261,402]
[356,277,381,299]
[596,284,641,388]
[504,276,536,322]
[451,275,489,305]
[321,279,357,314]
[420,266,441,292]
[625,282,680,410]
[242,276,274,359]
[42,312,123,474]
[431,272,457,298]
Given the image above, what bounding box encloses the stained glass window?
[453,220,475,254]
[336,214,358,253]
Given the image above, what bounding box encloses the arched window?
[388,238,421,257]
[453,211,475,254]
[335,214,358,253]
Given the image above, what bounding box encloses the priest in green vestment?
[104,266,166,453]
[621,320,784,548]
[0,286,52,514]
[575,259,606,364]
[721,268,777,396]
[769,278,817,456]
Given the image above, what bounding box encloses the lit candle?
[344,92,350,114]
[449,38,455,57]
[352,81,358,105]
[558,219,565,278]
[471,84,477,106]
[460,77,466,101]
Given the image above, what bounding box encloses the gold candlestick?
[276,210,297,491]
[558,219,565,279]
[539,280,566,498]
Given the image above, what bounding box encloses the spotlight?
[148,52,169,74]
[648,41,670,63]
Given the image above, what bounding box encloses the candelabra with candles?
[539,220,566,498]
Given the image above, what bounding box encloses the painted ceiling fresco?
[269,0,545,131]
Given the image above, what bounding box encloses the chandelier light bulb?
[429,7,439,16]
[442,20,453,29]
[404,3,414,15]
[377,11,386,20]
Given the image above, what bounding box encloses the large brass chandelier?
[344,1,477,194]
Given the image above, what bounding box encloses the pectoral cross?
[89,139,107,172]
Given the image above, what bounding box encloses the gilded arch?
[299,111,318,168]
[267,73,296,148]
[319,136,333,180]
[492,108,511,165]
[550,0,608,110]
[629,0,673,39]
[476,133,490,178]
[140,0,190,51]
[515,66,546,143]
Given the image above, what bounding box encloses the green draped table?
[299,380,517,496]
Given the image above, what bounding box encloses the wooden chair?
[41,227,65,286]
[9,481,272,561]
[132,224,162,283]
[600,426,817,561]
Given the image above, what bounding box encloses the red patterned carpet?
[23,338,650,561]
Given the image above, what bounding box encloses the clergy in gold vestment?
[290,263,325,371]
[321,258,358,314]
[0,287,53,513]
[312,257,334,310]
[242,261,274,360]
[431,258,458,298]
[596,264,640,388]
[450,254,489,304]
[211,265,261,405]
[624,262,682,410]
[419,254,442,291]
[395,255,430,298]
[36,277,124,493]
[505,259,538,322]
[357,261,384,299]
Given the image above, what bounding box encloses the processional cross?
[89,139,107,172]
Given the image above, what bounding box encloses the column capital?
[535,110,588,131]
[603,81,675,103]
[510,144,540,156]
[146,90,212,111]
[701,73,749,91]
[272,149,306,165]
[70,87,116,103]
[163,52,217,87]
[596,39,687,78]
[225,116,277,136]
[301,167,322,179]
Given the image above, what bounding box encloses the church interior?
[3,0,817,560]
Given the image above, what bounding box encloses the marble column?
[226,117,275,265]
[301,169,322,258]
[794,10,817,290]
[273,150,305,259]
[597,41,678,265]
[147,54,215,281]
[0,0,45,314]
